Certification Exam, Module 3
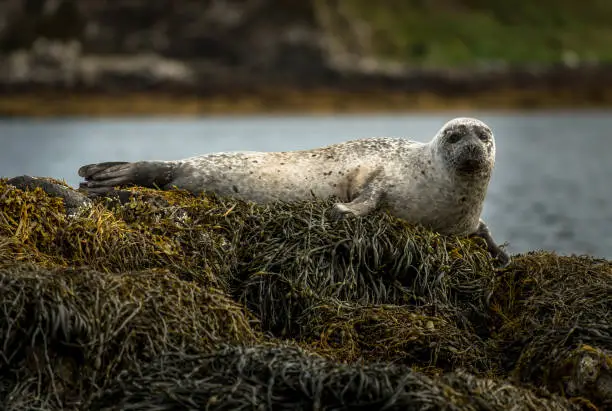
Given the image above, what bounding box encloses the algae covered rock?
[0,264,258,410]
[218,189,498,339]
[90,344,578,411]
[489,253,612,407]
[301,302,492,374]
[0,177,610,410]
[0,178,228,286]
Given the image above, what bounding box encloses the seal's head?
[432,117,496,178]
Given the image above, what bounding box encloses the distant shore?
[3,1,612,118]
[3,87,612,117]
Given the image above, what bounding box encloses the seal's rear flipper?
[78,161,176,192]
[78,162,130,179]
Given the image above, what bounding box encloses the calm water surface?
[1,111,611,258]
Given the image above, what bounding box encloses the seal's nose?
[456,144,486,173]
[463,143,484,157]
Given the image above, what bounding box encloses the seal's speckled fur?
[78,117,509,266]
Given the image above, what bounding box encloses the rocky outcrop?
[1,176,611,410]
[0,0,335,90]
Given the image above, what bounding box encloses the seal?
[78,117,510,267]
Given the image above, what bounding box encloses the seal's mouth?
[456,157,486,174]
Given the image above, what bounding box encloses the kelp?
[489,253,612,407]
[300,302,493,374]
[0,264,258,410]
[0,177,610,410]
[1,177,232,287]
[228,197,497,336]
[91,344,578,411]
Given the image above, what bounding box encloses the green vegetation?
[4,1,612,67]
[316,0,612,66]
[0,178,610,410]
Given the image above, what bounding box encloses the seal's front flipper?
[78,161,177,193]
[471,219,511,268]
[330,172,385,220]
[330,199,380,220]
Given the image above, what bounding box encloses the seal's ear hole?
[447,133,462,144]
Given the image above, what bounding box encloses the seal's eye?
[447,133,462,144]
[478,133,489,142]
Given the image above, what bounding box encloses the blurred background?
[1,0,611,258]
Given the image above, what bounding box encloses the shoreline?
[2,87,612,117]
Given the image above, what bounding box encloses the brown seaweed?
[0,177,609,410]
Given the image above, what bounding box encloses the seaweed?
[0,264,258,410]
[91,344,578,411]
[0,177,610,410]
[226,195,496,337]
[0,179,230,287]
[301,302,493,374]
[489,253,612,407]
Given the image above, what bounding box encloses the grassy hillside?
[316,0,612,67]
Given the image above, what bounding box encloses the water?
[1,111,611,259]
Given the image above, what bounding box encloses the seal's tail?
[78,161,175,194]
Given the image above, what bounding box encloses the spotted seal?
[78,117,510,267]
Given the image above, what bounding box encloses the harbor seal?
[78,117,510,267]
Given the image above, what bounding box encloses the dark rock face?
[76,1,323,72]
[0,0,334,90]
[1,1,319,60]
